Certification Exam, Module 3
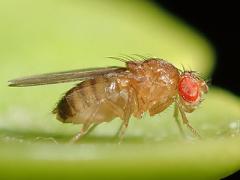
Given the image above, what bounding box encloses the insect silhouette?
[8,56,208,142]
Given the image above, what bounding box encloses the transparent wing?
[8,66,126,87]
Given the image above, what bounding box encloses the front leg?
[175,101,201,138]
[173,103,186,138]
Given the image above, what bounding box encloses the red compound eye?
[178,76,200,102]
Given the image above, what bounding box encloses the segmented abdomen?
[53,76,128,125]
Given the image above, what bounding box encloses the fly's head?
[178,71,208,112]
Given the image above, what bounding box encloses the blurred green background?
[0,0,240,179]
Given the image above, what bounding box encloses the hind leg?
[70,105,100,143]
[70,123,98,143]
[70,123,99,143]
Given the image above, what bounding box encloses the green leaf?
[0,0,239,179]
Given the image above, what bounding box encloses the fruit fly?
[8,56,208,142]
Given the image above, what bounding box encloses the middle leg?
[104,99,130,143]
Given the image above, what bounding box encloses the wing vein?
[8,66,126,87]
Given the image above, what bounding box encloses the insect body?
[9,57,208,142]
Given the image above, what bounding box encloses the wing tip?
[8,79,26,87]
[8,80,15,87]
